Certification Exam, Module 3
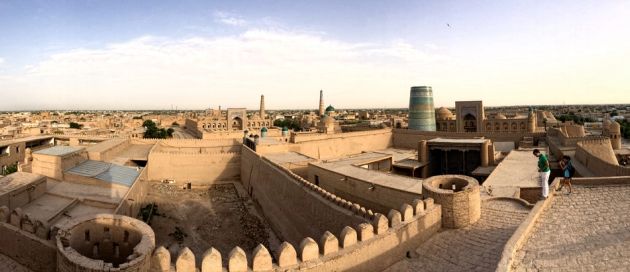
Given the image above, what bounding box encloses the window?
[314,175,320,186]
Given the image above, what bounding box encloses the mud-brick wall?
[147,152,240,184]
[0,222,57,272]
[241,147,368,246]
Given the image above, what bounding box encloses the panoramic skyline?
[1,0,629,110]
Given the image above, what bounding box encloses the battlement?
[0,206,51,240]
[576,136,611,146]
[148,197,441,272]
[575,137,630,177]
[261,156,377,220]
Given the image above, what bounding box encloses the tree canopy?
[143,120,173,138]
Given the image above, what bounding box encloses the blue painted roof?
[66,160,141,187]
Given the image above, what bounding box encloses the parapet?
[422,175,481,228]
[55,214,155,272]
[148,197,441,272]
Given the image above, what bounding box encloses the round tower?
[56,214,155,272]
[408,86,436,131]
[610,121,622,150]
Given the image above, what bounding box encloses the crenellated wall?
[307,163,423,215]
[575,138,630,177]
[392,129,546,149]
[0,206,57,272]
[148,196,441,272]
[241,146,370,245]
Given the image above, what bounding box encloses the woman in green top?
[533,149,550,199]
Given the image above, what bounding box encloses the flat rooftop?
[483,150,540,197]
[65,160,141,187]
[513,180,630,271]
[33,146,83,156]
[0,135,53,147]
[428,138,487,144]
[85,138,127,153]
[265,152,316,164]
[0,172,45,196]
[315,149,422,194]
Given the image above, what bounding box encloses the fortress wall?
[307,164,422,215]
[575,138,630,177]
[0,206,57,272]
[240,146,370,245]
[149,192,441,272]
[147,151,240,184]
[392,129,546,149]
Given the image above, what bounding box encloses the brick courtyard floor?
[385,199,531,272]
[0,253,31,272]
[513,185,630,272]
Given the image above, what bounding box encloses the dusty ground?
[144,182,278,266]
[0,253,31,272]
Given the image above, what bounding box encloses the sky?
[0,0,629,110]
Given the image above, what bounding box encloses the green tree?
[143,120,170,139]
[69,122,83,129]
[167,128,175,137]
[2,163,18,175]
[273,119,301,131]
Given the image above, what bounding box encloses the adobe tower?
[408,86,436,131]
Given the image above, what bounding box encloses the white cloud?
[213,11,247,26]
[0,29,445,110]
[0,57,4,65]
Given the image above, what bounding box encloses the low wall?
[0,215,57,272]
[392,129,546,149]
[307,164,422,214]
[147,151,240,184]
[494,178,562,272]
[240,146,370,245]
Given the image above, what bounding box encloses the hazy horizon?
[1,0,629,110]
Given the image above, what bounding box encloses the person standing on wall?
[533,149,550,199]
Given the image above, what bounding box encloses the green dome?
[325,105,335,112]
[261,127,268,132]
[282,126,289,131]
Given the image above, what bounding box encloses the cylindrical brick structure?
[408,86,436,131]
[56,214,155,272]
[422,175,481,229]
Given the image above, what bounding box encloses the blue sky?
[0,0,629,110]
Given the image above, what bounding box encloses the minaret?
[259,94,266,119]
[318,90,325,117]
